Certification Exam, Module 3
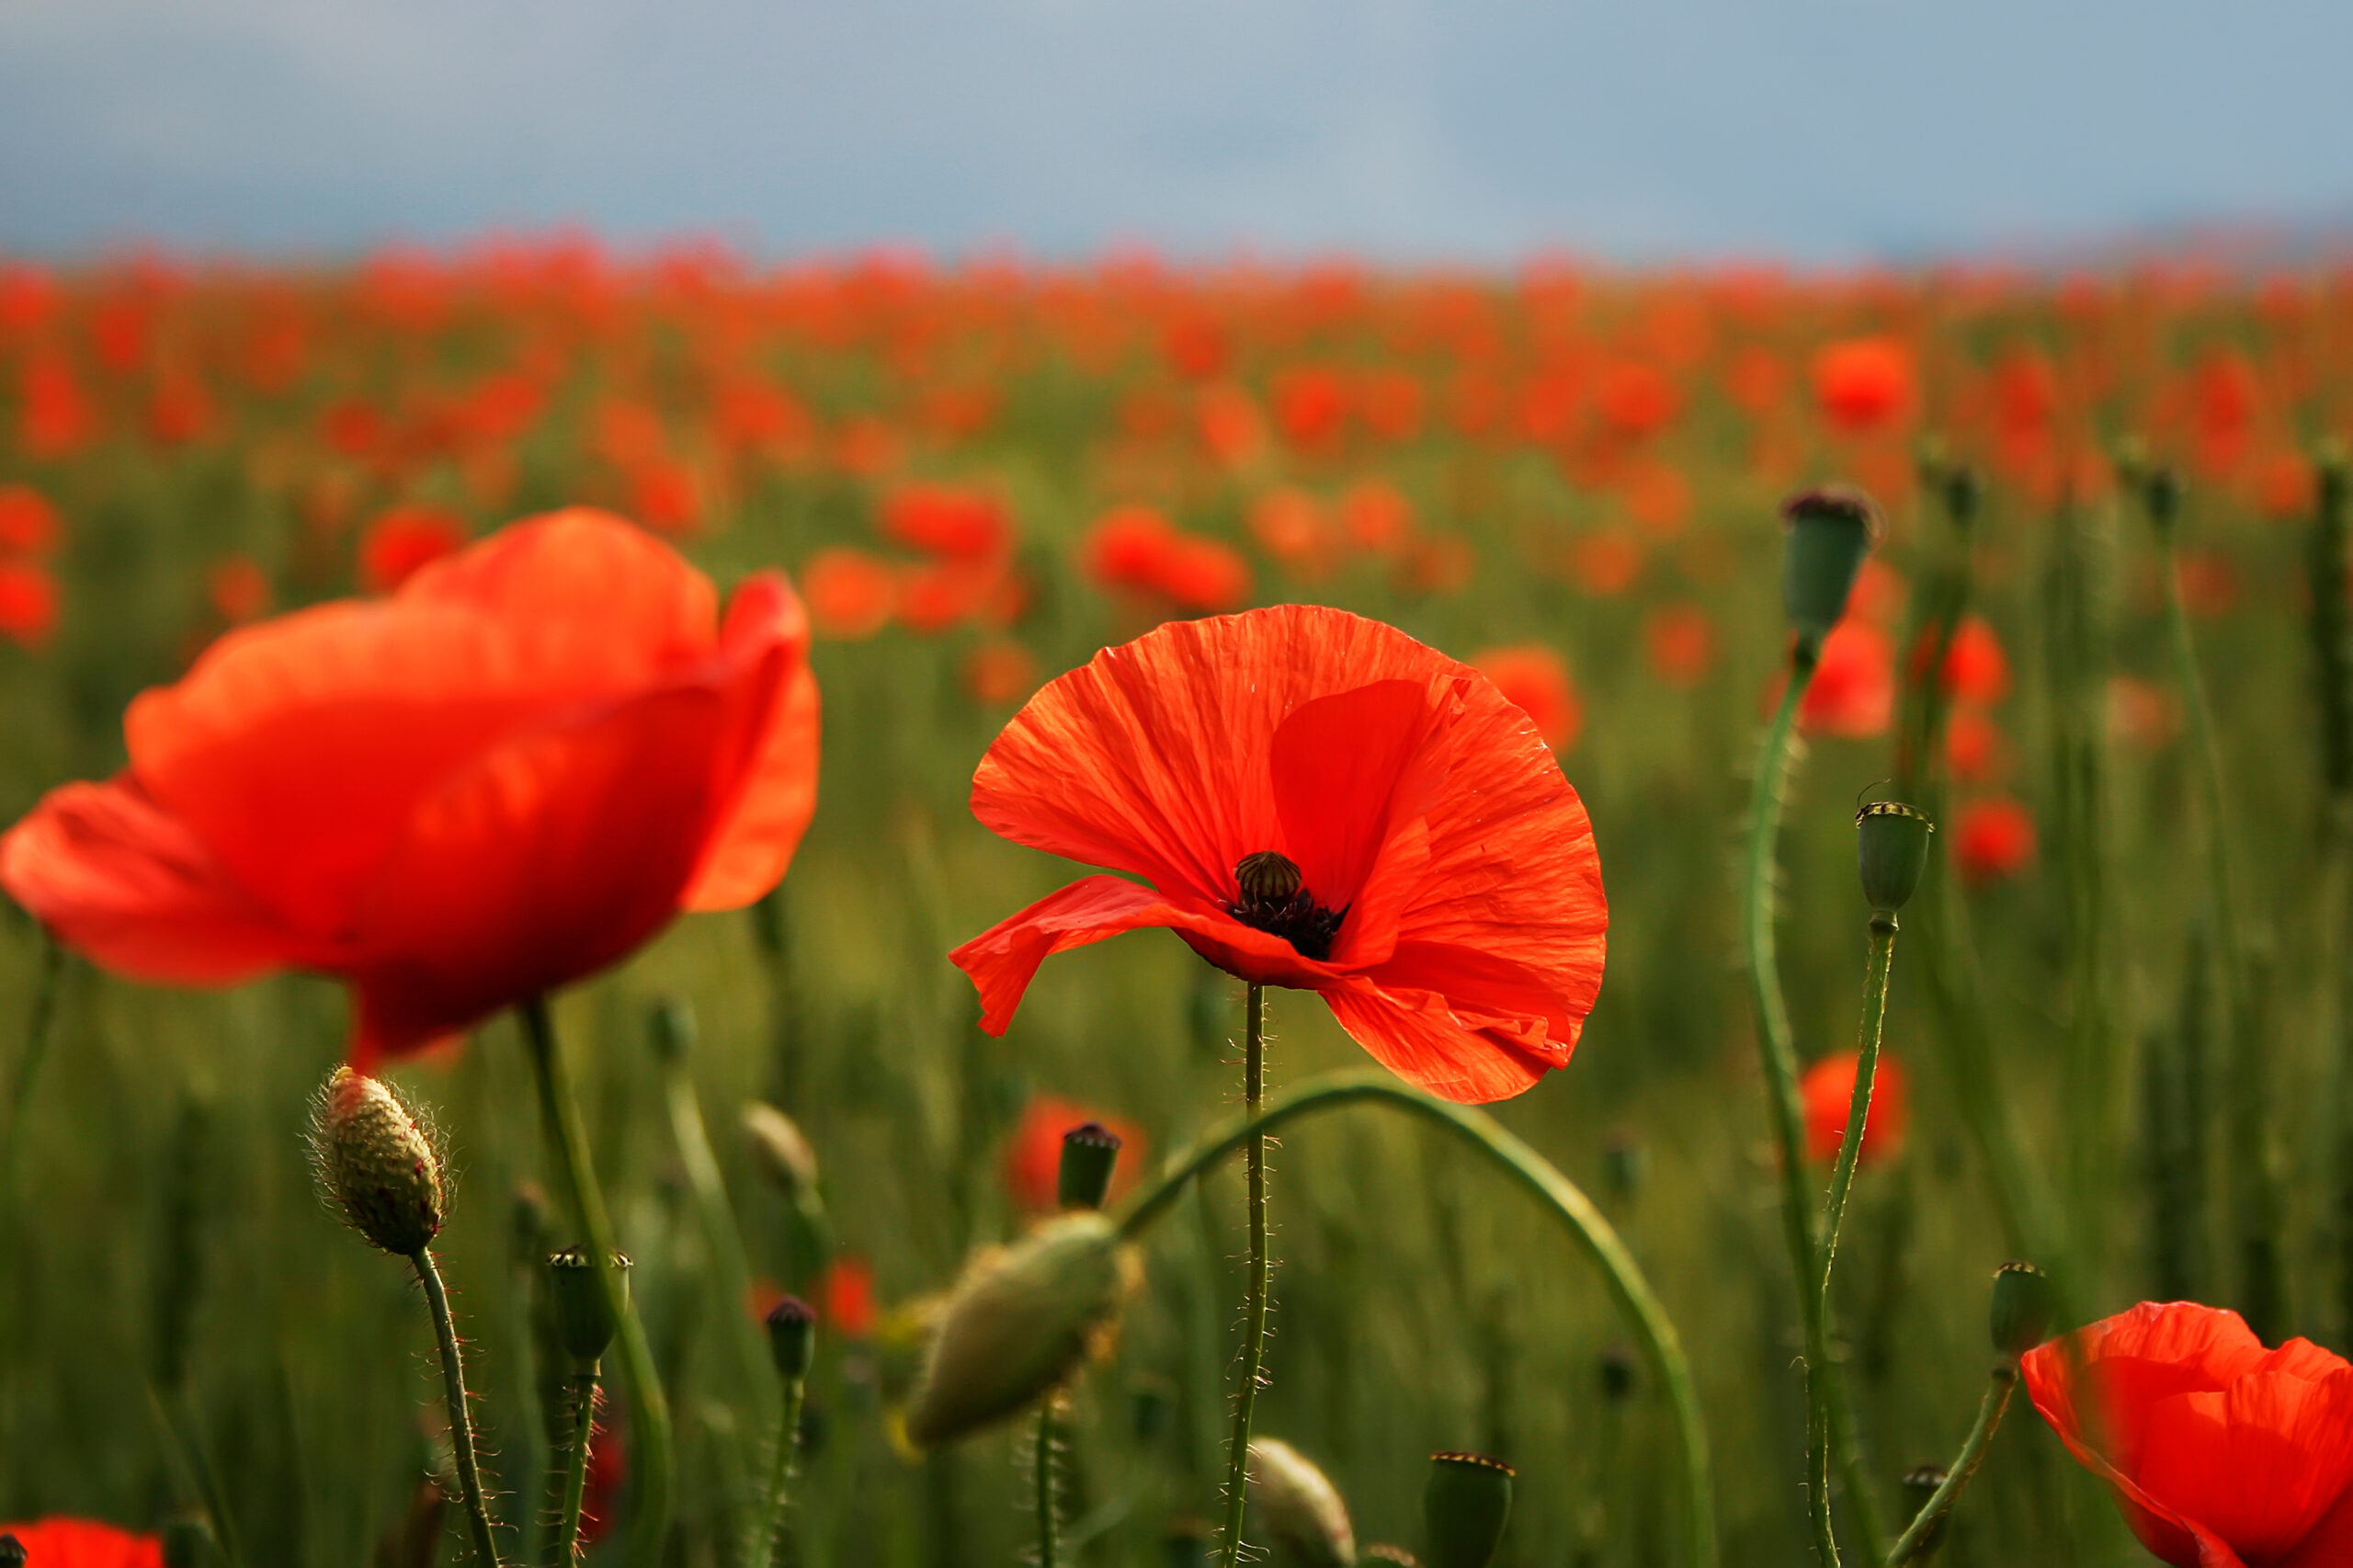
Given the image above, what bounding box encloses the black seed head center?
[1229,851,1346,960]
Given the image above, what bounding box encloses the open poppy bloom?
[2023,1301,2353,1567]
[0,1518,164,1567]
[0,508,819,1065]
[949,605,1607,1103]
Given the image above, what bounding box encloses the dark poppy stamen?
[1229,851,1346,960]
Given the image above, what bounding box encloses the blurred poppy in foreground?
[1002,1095,1145,1213]
[0,508,820,1064]
[1800,1050,1908,1166]
[2022,1301,2353,1567]
[0,1518,163,1566]
[950,605,1608,1103]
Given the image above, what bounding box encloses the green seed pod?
[767,1293,817,1381]
[1425,1451,1513,1568]
[1057,1120,1124,1211]
[546,1247,630,1369]
[904,1211,1138,1447]
[1247,1437,1357,1568]
[1990,1260,2053,1360]
[743,1101,821,1196]
[648,994,697,1063]
[1901,1464,1950,1558]
[310,1067,445,1256]
[1781,485,1884,659]
[1857,800,1936,917]
[1938,463,1983,530]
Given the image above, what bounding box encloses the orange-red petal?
[1322,978,1560,1104]
[683,572,822,911]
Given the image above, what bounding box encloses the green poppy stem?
[1883,1363,2016,1566]
[518,995,675,1563]
[412,1247,504,1567]
[1034,1399,1060,1568]
[753,1368,808,1567]
[1819,921,1899,1305]
[1121,1069,1716,1568]
[1213,982,1270,1568]
[553,1370,598,1565]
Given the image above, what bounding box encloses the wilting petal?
[0,778,301,983]
[684,573,822,912]
[1323,979,1560,1104]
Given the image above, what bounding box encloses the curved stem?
[1214,983,1270,1568]
[519,996,676,1563]
[662,1051,774,1405]
[1744,666,1886,1561]
[1884,1365,2016,1566]
[1034,1399,1060,1568]
[412,1249,504,1567]
[1819,922,1898,1301]
[1120,1070,1716,1568]
[555,1372,597,1564]
[755,1372,807,1567]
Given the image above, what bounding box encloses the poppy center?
[1229,851,1346,961]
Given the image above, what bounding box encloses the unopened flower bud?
[648,994,697,1063]
[1425,1451,1513,1568]
[1856,800,1935,918]
[1990,1260,2052,1360]
[1781,485,1883,660]
[162,1516,215,1568]
[744,1102,821,1195]
[510,1182,554,1269]
[0,1535,25,1568]
[2140,464,2185,537]
[1597,1345,1637,1403]
[767,1293,817,1381]
[1601,1131,1643,1202]
[310,1067,445,1256]
[1938,464,1983,530]
[904,1211,1138,1447]
[547,1247,630,1369]
[1058,1121,1124,1211]
[2320,440,2348,514]
[1248,1437,1357,1568]
[1901,1464,1950,1558]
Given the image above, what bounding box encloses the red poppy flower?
[802,547,897,640]
[1798,620,1895,739]
[962,640,1038,708]
[359,506,469,594]
[821,1255,876,1339]
[205,557,271,626]
[1001,1094,1146,1213]
[0,508,819,1064]
[1471,644,1582,752]
[1954,796,2036,884]
[2022,1301,2353,1568]
[0,483,62,556]
[1944,709,2007,784]
[879,484,1012,561]
[1643,603,1714,687]
[0,561,59,649]
[0,1518,163,1567]
[1813,336,1915,437]
[949,606,1608,1103]
[1914,615,2010,706]
[1800,1050,1908,1165]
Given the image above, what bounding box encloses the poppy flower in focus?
[1001,1095,1146,1213]
[359,506,469,594]
[1813,336,1915,437]
[1797,621,1895,739]
[950,606,1608,1103]
[1954,796,2036,885]
[1800,1049,1908,1166]
[2022,1301,2353,1568]
[0,508,820,1064]
[802,547,897,640]
[0,1518,163,1567]
[0,562,59,649]
[1471,644,1582,751]
[0,484,61,555]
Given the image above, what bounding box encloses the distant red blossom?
[1800,1049,1908,1166]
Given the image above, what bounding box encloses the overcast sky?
[2,0,2347,265]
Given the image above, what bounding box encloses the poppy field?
[2,244,2352,1567]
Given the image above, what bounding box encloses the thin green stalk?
[661,1049,773,1405]
[1884,1364,2017,1566]
[1744,667,1888,1560]
[2,935,63,1198]
[518,996,676,1562]
[1214,983,1270,1568]
[1818,922,1899,1302]
[754,1372,808,1567]
[413,1249,504,1567]
[554,1371,597,1565]
[1034,1399,1060,1568]
[1121,1070,1716,1568]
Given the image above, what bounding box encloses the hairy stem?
[1884,1365,2017,1566]
[1214,983,1270,1568]
[554,1372,597,1564]
[1034,1398,1060,1568]
[412,1249,504,1567]
[1819,923,1899,1303]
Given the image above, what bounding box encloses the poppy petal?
[1322,980,1561,1104]
[2286,1483,2353,1568]
[1267,676,1456,913]
[0,778,300,983]
[683,573,822,912]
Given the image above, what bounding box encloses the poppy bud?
[1247,1437,1357,1568]
[1598,1345,1637,1403]
[1856,800,1935,919]
[767,1293,817,1381]
[1058,1121,1124,1211]
[0,1536,23,1568]
[1425,1451,1513,1568]
[2320,440,2348,514]
[1938,464,1983,529]
[547,1247,630,1369]
[510,1182,554,1270]
[1990,1260,2052,1360]
[1601,1131,1643,1202]
[648,994,696,1062]
[1900,1465,1950,1558]
[1235,850,1305,905]
[2140,465,2185,538]
[744,1102,822,1196]
[1780,485,1883,661]
[163,1516,215,1568]
[310,1067,445,1257]
[904,1211,1139,1447]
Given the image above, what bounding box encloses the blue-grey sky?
[2,0,2347,264]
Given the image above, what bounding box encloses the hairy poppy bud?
[1781,485,1883,660]
[648,994,696,1062]
[1425,1451,1513,1568]
[0,1536,24,1568]
[1856,800,1935,919]
[744,1101,821,1195]
[767,1293,817,1381]
[1247,1437,1357,1568]
[1990,1260,2052,1360]
[904,1211,1138,1447]
[310,1067,445,1256]
[1058,1121,1124,1211]
[547,1247,629,1369]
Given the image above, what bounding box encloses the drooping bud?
[1989,1260,2053,1360]
[1247,1437,1357,1568]
[767,1293,818,1381]
[904,1211,1138,1447]
[547,1247,630,1369]
[1856,800,1936,919]
[0,1535,25,1568]
[1425,1451,1514,1568]
[744,1102,822,1195]
[1058,1121,1124,1211]
[310,1067,445,1256]
[1900,1464,1950,1558]
[1235,850,1305,905]
[648,994,697,1063]
[1780,485,1884,661]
